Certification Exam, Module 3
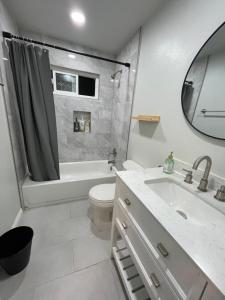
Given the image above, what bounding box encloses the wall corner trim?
[11,208,23,228]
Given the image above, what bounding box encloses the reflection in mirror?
[182,23,225,140]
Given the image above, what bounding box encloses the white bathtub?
[22,160,116,208]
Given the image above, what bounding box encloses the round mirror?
[182,23,225,140]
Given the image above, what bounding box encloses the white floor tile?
[97,260,126,300]
[6,287,35,300]
[34,260,125,300]
[32,216,93,252]
[20,203,71,230]
[0,241,74,296]
[70,200,90,218]
[0,203,125,300]
[73,234,111,271]
[0,267,35,300]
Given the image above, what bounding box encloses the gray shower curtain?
[7,40,60,181]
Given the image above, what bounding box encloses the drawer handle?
[157,242,169,257]
[124,198,131,206]
[150,273,160,288]
[122,221,127,229]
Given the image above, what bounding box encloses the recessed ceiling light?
[2,57,8,61]
[70,11,86,26]
[68,54,76,59]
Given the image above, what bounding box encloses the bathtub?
[22,160,116,208]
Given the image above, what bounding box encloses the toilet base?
[91,205,113,231]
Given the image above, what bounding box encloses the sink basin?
[145,178,220,226]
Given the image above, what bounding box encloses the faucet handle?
[182,169,193,184]
[108,148,117,158]
[214,185,225,202]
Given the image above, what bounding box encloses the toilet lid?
[89,183,116,202]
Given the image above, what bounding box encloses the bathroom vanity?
[111,168,225,300]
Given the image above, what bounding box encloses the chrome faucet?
[109,148,117,158]
[108,148,117,167]
[192,156,212,192]
[107,148,117,171]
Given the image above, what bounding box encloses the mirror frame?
[181,22,225,141]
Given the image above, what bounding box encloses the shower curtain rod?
[2,31,131,68]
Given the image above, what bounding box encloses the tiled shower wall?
[51,46,115,162]
[110,31,141,170]
[21,30,116,162]
[21,30,140,164]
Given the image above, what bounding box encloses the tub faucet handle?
[214,185,225,202]
[109,148,117,157]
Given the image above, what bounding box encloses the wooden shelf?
[132,115,160,122]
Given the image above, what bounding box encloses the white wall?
[0,0,21,234]
[0,86,21,235]
[128,0,225,178]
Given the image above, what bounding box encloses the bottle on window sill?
[85,120,90,133]
[79,116,85,132]
[74,118,80,132]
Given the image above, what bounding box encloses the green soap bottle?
[163,152,174,174]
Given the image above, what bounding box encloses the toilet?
[89,160,143,230]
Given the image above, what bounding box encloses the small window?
[53,70,77,96]
[56,73,76,93]
[79,76,95,97]
[52,69,99,99]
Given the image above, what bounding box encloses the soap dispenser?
[163,152,174,174]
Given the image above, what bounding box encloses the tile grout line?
[31,258,111,297]
[11,202,113,299]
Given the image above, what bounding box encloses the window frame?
[52,69,99,100]
[52,70,78,97]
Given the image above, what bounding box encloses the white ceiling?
[4,0,166,55]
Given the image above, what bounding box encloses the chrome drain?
[176,210,188,220]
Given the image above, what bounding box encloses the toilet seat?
[89,183,116,208]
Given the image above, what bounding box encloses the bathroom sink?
[145,178,219,226]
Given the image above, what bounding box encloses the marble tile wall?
[0,1,27,204]
[110,31,141,170]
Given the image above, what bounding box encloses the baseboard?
[24,195,88,209]
[11,208,23,228]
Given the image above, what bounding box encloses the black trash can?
[0,226,33,275]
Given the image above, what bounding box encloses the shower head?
[111,69,122,79]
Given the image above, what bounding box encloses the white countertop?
[117,167,225,296]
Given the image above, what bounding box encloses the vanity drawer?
[201,282,224,300]
[115,202,179,300]
[117,181,203,298]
